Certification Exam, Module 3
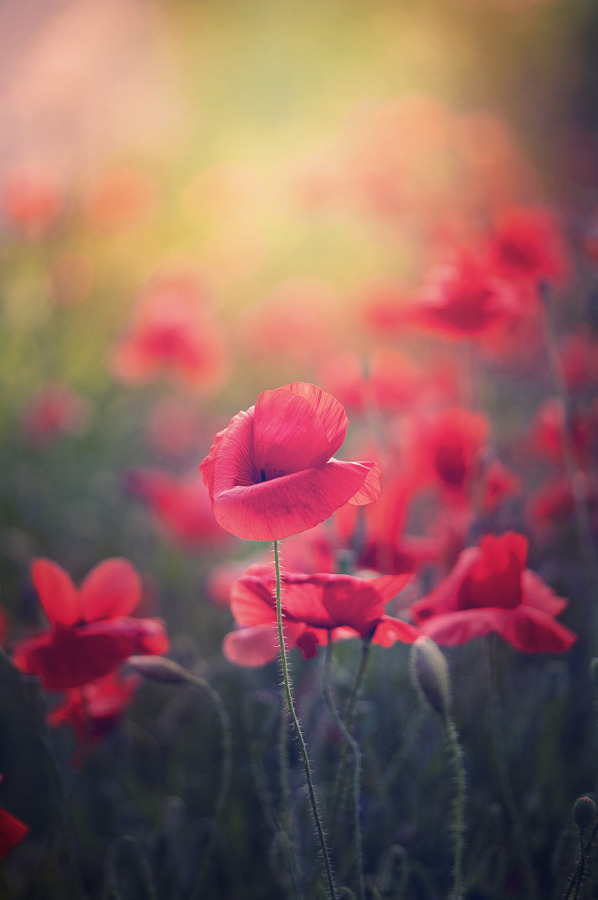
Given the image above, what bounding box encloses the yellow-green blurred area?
[0,0,595,577]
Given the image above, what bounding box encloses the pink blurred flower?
[0,168,63,238]
[21,384,91,446]
[111,272,230,392]
[124,467,233,548]
[485,206,570,287]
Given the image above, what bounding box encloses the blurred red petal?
[79,558,142,620]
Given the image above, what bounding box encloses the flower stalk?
[273,539,337,900]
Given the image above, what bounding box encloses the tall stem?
[487,636,538,899]
[442,709,466,900]
[323,635,365,900]
[330,639,371,834]
[273,540,337,900]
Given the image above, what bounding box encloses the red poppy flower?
[401,251,525,340]
[0,805,28,859]
[527,398,597,469]
[223,564,420,666]
[402,406,489,504]
[111,273,230,392]
[200,382,381,541]
[485,206,570,286]
[13,559,169,691]
[411,532,576,653]
[48,671,140,765]
[124,468,232,548]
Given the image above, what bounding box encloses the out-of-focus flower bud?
[410,636,451,716]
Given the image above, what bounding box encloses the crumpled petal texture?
[200,382,381,540]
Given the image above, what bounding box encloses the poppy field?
[2,1,598,898]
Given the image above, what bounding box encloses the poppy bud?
[126,655,192,685]
[410,636,451,715]
[573,796,596,832]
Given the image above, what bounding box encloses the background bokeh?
[2,1,598,898]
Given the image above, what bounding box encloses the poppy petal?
[31,558,80,628]
[494,606,576,653]
[223,623,289,666]
[211,459,382,541]
[372,615,422,646]
[522,571,569,617]
[79,558,142,620]
[13,618,169,691]
[253,389,334,475]
[0,807,29,859]
[200,407,257,498]
[347,462,382,505]
[418,607,506,645]
[283,382,348,453]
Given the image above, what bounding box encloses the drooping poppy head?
[200,382,381,541]
[12,558,169,691]
[411,532,576,653]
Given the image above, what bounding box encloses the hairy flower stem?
[330,639,371,835]
[324,635,365,900]
[273,540,337,900]
[442,709,466,900]
[487,636,539,899]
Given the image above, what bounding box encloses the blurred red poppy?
[527,398,597,469]
[411,532,576,653]
[485,206,570,286]
[402,406,489,504]
[20,384,91,446]
[200,382,381,541]
[13,558,169,691]
[223,564,419,666]
[48,671,140,765]
[111,273,230,392]
[124,467,232,548]
[401,251,525,341]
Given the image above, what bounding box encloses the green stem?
[330,639,371,834]
[187,675,233,900]
[442,709,466,900]
[323,635,365,900]
[273,539,337,900]
[487,636,539,899]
